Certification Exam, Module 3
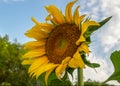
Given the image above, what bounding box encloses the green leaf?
[84,16,112,38]
[62,71,68,81]
[49,79,72,86]
[38,70,73,86]
[81,54,100,68]
[47,72,58,85]
[38,73,46,86]
[49,79,61,86]
[86,36,91,44]
[104,50,120,83]
[66,67,75,78]
[47,70,72,86]
[38,71,58,86]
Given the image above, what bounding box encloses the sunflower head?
[22,0,99,85]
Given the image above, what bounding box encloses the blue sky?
[0,0,120,85]
[0,0,70,43]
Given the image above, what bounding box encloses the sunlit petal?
[28,56,48,73]
[55,64,67,79]
[76,35,85,45]
[31,17,40,25]
[62,56,71,64]
[45,5,65,24]
[25,29,48,40]
[24,40,46,49]
[78,14,86,23]
[45,67,56,85]
[23,46,45,58]
[21,59,34,65]
[65,0,77,23]
[82,21,100,34]
[31,18,54,33]
[78,43,89,54]
[55,57,71,79]
[34,63,58,79]
[68,51,85,68]
[73,6,80,26]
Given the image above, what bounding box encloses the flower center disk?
[46,24,80,64]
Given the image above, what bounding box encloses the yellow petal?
[23,46,45,58]
[78,43,89,54]
[34,23,54,33]
[28,56,48,74]
[31,17,40,25]
[45,14,51,21]
[34,63,58,79]
[30,62,49,78]
[45,14,58,25]
[25,29,48,40]
[68,51,85,68]
[76,21,99,45]
[78,14,86,23]
[65,0,78,23]
[21,59,33,65]
[31,17,54,30]
[76,35,85,45]
[55,64,67,80]
[62,56,71,64]
[55,57,71,79]
[45,5,65,24]
[45,67,55,85]
[38,23,54,29]
[24,40,46,49]
[82,21,100,34]
[73,6,80,26]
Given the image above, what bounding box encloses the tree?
[0,35,37,86]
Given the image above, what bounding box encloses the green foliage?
[0,35,37,86]
[66,67,75,78]
[74,79,113,86]
[38,70,72,86]
[84,79,113,86]
[49,79,71,86]
[85,16,112,38]
[81,53,100,68]
[38,72,58,86]
[104,51,120,83]
[84,16,112,43]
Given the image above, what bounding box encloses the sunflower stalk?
[77,68,84,86]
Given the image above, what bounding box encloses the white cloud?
[91,0,120,84]
[77,0,120,85]
[83,53,120,85]
[97,0,120,53]
[70,53,119,85]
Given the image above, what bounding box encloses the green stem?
[77,68,84,86]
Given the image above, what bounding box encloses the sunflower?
[22,0,99,84]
